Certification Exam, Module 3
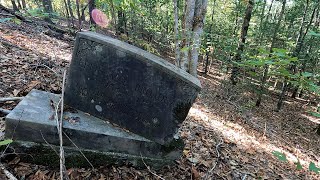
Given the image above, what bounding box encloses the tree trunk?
[21,0,26,9]
[88,0,96,27]
[230,0,254,85]
[180,0,196,71]
[258,0,267,46]
[174,0,180,66]
[76,0,81,30]
[109,0,117,30]
[117,10,126,34]
[67,0,74,26]
[63,0,70,23]
[16,0,22,9]
[290,1,318,98]
[256,0,286,107]
[42,0,53,24]
[276,80,288,111]
[11,0,19,11]
[189,0,208,76]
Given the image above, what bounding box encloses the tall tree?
[42,0,53,23]
[277,0,319,111]
[256,0,287,107]
[177,0,208,77]
[11,0,19,11]
[230,0,254,85]
[88,0,96,27]
[174,0,181,66]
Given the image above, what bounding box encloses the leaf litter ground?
[0,15,320,180]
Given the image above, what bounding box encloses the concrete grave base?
[5,89,183,168]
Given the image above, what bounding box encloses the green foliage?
[272,151,320,174]
[309,162,320,174]
[0,139,13,146]
[295,161,303,170]
[272,151,288,162]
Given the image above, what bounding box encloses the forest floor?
[0,14,320,180]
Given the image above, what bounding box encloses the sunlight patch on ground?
[301,114,320,124]
[188,106,320,169]
[0,30,71,61]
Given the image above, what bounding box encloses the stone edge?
[75,31,202,90]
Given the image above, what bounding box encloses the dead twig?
[40,130,59,156]
[62,131,94,169]
[0,97,24,102]
[58,70,68,180]
[140,154,165,180]
[0,163,17,180]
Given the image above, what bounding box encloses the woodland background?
[0,0,320,179]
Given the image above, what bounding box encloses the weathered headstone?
[65,32,201,145]
[5,32,201,168]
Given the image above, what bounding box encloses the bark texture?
[230,0,254,85]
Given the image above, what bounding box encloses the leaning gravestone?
[5,31,201,168]
[65,32,201,145]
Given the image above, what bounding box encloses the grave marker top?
[65,32,201,145]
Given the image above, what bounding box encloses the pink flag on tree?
[91,9,109,28]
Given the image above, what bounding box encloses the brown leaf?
[191,166,200,180]
[12,89,20,96]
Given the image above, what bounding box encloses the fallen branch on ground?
[140,154,165,180]
[0,97,24,102]
[0,4,30,22]
[0,163,17,180]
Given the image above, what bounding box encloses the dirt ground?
[1,15,320,179]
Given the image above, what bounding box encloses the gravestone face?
[65,32,201,145]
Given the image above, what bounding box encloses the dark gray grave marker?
[65,32,201,145]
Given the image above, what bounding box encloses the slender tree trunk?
[42,0,53,24]
[76,0,81,30]
[174,0,180,66]
[189,0,208,76]
[258,0,267,46]
[276,81,288,111]
[67,0,74,26]
[17,0,22,9]
[291,1,318,98]
[277,0,319,109]
[180,0,195,71]
[204,0,215,74]
[63,0,70,24]
[80,4,88,21]
[256,0,286,107]
[88,0,96,27]
[230,0,254,85]
[109,0,117,30]
[21,0,26,9]
[11,0,19,11]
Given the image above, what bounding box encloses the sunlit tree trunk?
[189,0,208,76]
[230,0,254,85]
[174,0,180,66]
[256,0,286,107]
[16,0,22,9]
[180,0,195,71]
